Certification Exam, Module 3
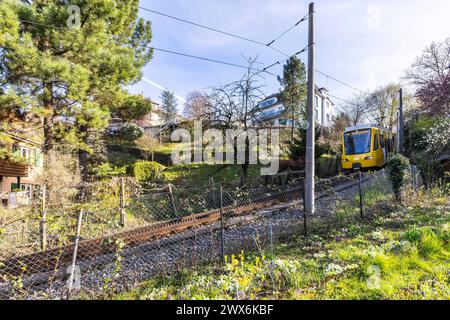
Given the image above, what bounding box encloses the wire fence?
[0,168,430,300]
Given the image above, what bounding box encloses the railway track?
[0,173,367,283]
[0,186,304,280]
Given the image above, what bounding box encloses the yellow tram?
[341,125,395,171]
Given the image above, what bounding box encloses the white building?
[253,86,336,128]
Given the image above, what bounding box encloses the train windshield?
[344,130,371,155]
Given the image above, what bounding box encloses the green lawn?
[115,187,449,300]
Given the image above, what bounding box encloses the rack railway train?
[341,124,395,171]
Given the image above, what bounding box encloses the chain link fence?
[0,170,402,300]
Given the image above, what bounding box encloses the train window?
[344,130,371,155]
[373,131,380,151]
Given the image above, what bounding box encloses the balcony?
[0,159,29,177]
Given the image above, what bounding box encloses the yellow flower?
[238,277,250,287]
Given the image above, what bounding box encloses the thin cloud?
[142,77,187,104]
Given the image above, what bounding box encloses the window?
[258,97,278,109]
[326,114,330,123]
[373,131,380,151]
[18,147,34,164]
[344,130,371,155]
[34,149,42,167]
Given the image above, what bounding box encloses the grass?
[115,186,449,300]
[163,163,263,187]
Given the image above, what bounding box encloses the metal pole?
[120,177,125,227]
[398,88,404,155]
[269,224,273,258]
[219,187,225,263]
[67,209,84,299]
[358,171,364,218]
[168,184,177,217]
[40,184,47,251]
[304,2,315,216]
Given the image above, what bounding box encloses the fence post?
[40,184,47,251]
[168,184,177,217]
[358,171,364,218]
[209,177,216,208]
[219,187,225,263]
[269,224,273,258]
[67,209,84,299]
[120,177,126,227]
[303,182,307,237]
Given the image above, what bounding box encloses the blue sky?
[129,0,450,109]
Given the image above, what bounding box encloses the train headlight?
[364,156,374,160]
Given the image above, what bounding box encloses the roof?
[344,124,389,133]
[0,129,42,147]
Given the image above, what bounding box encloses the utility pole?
[304,2,315,216]
[398,88,404,155]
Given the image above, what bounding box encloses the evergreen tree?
[278,56,307,141]
[288,125,328,161]
[0,0,153,181]
[160,90,178,122]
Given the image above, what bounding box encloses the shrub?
[128,161,165,182]
[115,124,144,142]
[386,155,410,203]
[402,227,443,257]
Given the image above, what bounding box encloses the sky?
[129,0,450,110]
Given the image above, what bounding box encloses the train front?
[342,128,377,170]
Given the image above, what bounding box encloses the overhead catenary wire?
[138,6,291,58]
[150,47,275,75]
[1,10,365,95]
[0,12,275,76]
[266,13,309,47]
[315,70,364,94]
[267,44,365,95]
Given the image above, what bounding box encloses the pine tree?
[160,90,178,122]
[0,0,153,181]
[278,56,307,141]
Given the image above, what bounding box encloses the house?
[108,101,187,141]
[0,130,44,207]
[252,86,336,128]
[135,103,186,128]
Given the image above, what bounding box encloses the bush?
[115,124,144,142]
[402,227,443,257]
[128,161,165,182]
[386,155,410,203]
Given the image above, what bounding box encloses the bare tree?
[135,134,158,161]
[406,38,450,87]
[365,83,402,130]
[336,92,369,126]
[208,57,267,183]
[406,38,450,116]
[182,91,212,121]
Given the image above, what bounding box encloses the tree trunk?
[78,124,89,183]
[42,82,54,191]
[240,136,250,186]
[291,120,295,142]
[43,117,53,153]
[42,82,54,154]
